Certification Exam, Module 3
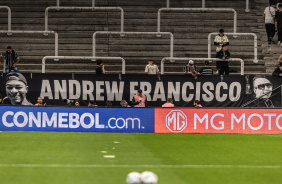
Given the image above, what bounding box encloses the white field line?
[0,164,279,169]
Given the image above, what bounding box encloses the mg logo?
[166,110,187,133]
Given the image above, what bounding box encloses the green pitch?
[0,132,281,184]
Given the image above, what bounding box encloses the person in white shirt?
[263,2,277,44]
[145,59,159,74]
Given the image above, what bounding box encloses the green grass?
[0,132,281,184]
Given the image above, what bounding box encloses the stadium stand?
[0,0,272,74]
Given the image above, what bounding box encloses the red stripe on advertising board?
[155,108,282,134]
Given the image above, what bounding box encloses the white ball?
[126,172,142,184]
[140,171,158,184]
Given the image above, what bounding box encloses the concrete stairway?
[0,0,267,74]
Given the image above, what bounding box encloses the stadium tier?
[0,0,274,74]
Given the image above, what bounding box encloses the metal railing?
[160,57,244,75]
[45,6,124,33]
[0,30,59,71]
[93,31,174,58]
[166,0,250,12]
[208,32,258,63]
[42,56,126,74]
[56,0,95,7]
[0,6,12,35]
[157,8,237,34]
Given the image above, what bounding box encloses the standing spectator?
[0,46,20,73]
[214,29,229,73]
[96,60,105,74]
[269,0,278,6]
[184,60,199,78]
[162,98,174,107]
[272,63,282,77]
[277,55,282,66]
[199,61,213,75]
[264,2,276,44]
[34,97,47,106]
[145,59,159,74]
[132,89,147,107]
[216,45,231,75]
[276,4,282,46]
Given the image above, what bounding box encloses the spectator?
[96,60,105,74]
[264,2,276,44]
[216,44,231,75]
[214,29,229,73]
[0,46,20,73]
[2,73,32,105]
[276,4,282,46]
[184,60,199,78]
[269,0,278,6]
[34,97,47,106]
[105,100,112,107]
[162,98,174,107]
[75,100,80,107]
[194,100,203,108]
[272,63,282,77]
[277,55,282,66]
[88,100,98,107]
[145,59,159,74]
[120,100,130,107]
[132,89,147,107]
[199,61,213,75]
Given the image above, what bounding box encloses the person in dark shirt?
[0,46,20,73]
[199,61,213,75]
[96,59,105,74]
[216,44,231,75]
[272,63,282,77]
[276,4,282,46]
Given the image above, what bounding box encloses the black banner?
[0,73,257,107]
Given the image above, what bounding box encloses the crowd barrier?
[1,106,282,134]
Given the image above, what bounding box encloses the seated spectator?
[96,60,105,74]
[199,61,213,75]
[145,59,159,74]
[162,98,174,107]
[105,100,112,107]
[194,100,203,108]
[132,89,147,107]
[88,100,98,107]
[214,29,229,73]
[272,63,282,77]
[120,100,130,107]
[75,100,80,107]
[216,44,230,75]
[34,97,47,106]
[184,60,199,78]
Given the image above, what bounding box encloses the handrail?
[93,31,174,58]
[56,0,95,7]
[0,6,12,35]
[160,57,244,75]
[0,30,59,67]
[158,8,237,34]
[208,32,258,63]
[241,85,282,107]
[45,6,124,32]
[42,56,126,74]
[166,0,250,12]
